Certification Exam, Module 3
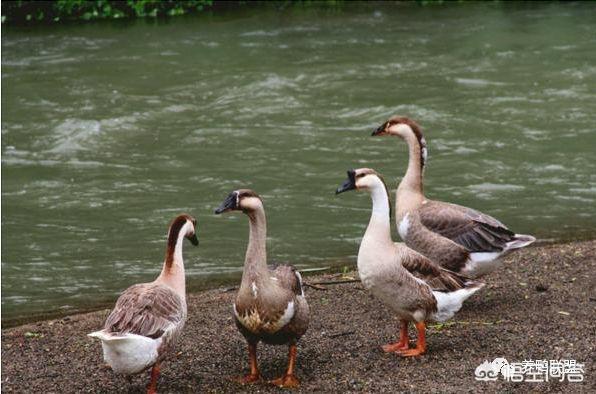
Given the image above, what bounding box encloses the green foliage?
[1,0,455,25]
[1,0,218,25]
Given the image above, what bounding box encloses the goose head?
[214,189,263,214]
[336,168,387,194]
[372,116,422,138]
[372,116,427,168]
[169,214,199,246]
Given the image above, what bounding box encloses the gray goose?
[336,168,484,356]
[88,214,198,394]
[372,116,536,277]
[215,189,309,388]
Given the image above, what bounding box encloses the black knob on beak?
[214,192,239,214]
[336,169,356,194]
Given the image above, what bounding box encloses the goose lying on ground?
[88,214,198,394]
[372,117,536,277]
[336,168,484,356]
[215,189,309,388]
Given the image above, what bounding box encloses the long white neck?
[363,177,393,246]
[171,230,186,269]
[157,222,189,298]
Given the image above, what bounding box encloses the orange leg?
[398,321,426,357]
[270,344,300,388]
[382,319,410,352]
[146,362,160,394]
[236,342,261,384]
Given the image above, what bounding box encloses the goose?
[336,168,484,356]
[372,116,536,277]
[215,189,309,388]
[88,214,198,394]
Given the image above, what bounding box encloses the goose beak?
[371,122,387,136]
[214,192,238,214]
[187,233,199,246]
[336,169,356,194]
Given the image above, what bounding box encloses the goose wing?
[269,263,304,297]
[399,248,477,292]
[104,283,185,339]
[418,200,515,252]
[268,263,309,337]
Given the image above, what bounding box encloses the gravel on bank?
[2,240,595,393]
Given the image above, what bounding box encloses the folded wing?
[419,200,516,252]
[399,248,481,292]
[103,283,185,339]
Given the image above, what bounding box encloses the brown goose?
[372,116,536,277]
[215,189,309,388]
[88,214,198,394]
[336,168,484,356]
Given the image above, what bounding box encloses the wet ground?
[2,240,594,393]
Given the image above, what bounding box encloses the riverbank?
[2,240,594,393]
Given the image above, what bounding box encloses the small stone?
[558,311,570,316]
[535,284,548,292]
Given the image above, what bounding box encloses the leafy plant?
[1,0,218,25]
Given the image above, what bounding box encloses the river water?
[2,2,595,324]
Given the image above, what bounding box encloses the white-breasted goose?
[336,168,484,356]
[372,116,536,277]
[215,189,309,388]
[88,214,198,394]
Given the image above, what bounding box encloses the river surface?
[2,2,595,324]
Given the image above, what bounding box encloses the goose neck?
[364,179,393,245]
[242,207,269,286]
[160,222,188,297]
[399,132,425,196]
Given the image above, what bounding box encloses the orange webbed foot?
[396,321,427,357]
[381,342,410,353]
[383,320,410,353]
[270,374,300,388]
[233,374,262,385]
[397,347,425,357]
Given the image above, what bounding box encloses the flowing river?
[2,2,595,325]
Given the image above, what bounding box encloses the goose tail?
[88,330,161,374]
[88,330,121,342]
[505,234,536,251]
[432,281,484,322]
